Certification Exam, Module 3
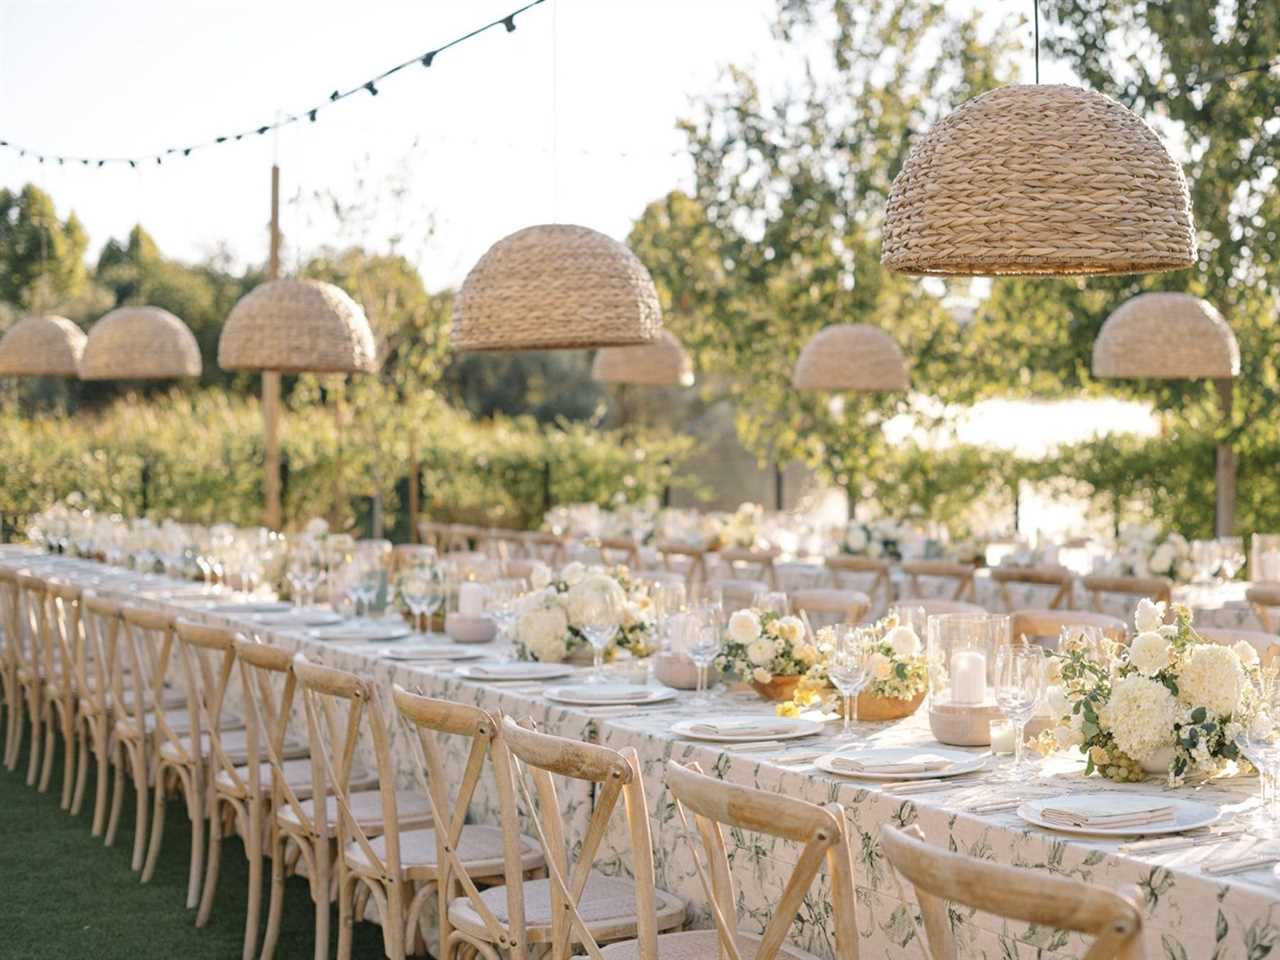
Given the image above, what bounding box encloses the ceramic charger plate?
[544,683,677,706]
[255,609,344,627]
[213,601,292,615]
[671,715,825,743]
[379,645,486,662]
[310,622,413,643]
[814,746,986,781]
[453,662,574,682]
[1018,793,1220,837]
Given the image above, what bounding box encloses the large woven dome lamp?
[881,84,1196,277]
[792,324,909,392]
[0,314,86,377]
[1093,292,1240,535]
[452,224,663,351]
[79,306,202,380]
[591,331,693,387]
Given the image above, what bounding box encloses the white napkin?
[467,664,542,679]
[831,754,955,775]
[1040,795,1176,829]
[687,720,798,738]
[558,685,652,703]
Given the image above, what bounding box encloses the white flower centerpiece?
[512,562,655,663]
[708,502,765,550]
[1101,524,1195,583]
[715,608,817,701]
[1033,598,1256,784]
[841,519,905,560]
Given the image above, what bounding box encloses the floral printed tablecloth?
[5,548,1279,959]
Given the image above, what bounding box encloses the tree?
[0,184,90,309]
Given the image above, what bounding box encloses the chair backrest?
[824,556,892,613]
[171,619,241,769]
[501,716,661,960]
[705,578,769,613]
[1081,574,1173,612]
[118,606,182,746]
[417,520,447,552]
[990,565,1074,610]
[522,531,569,567]
[717,548,780,589]
[900,561,977,602]
[391,544,436,574]
[880,824,1142,960]
[789,588,870,627]
[392,687,527,960]
[593,537,643,571]
[1011,609,1127,647]
[43,579,82,699]
[894,597,986,617]
[235,637,307,814]
[655,541,707,589]
[665,760,858,960]
[78,592,122,712]
[15,573,51,683]
[292,654,402,884]
[1246,582,1280,633]
[0,567,20,672]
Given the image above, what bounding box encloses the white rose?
[1133,598,1166,634]
[1233,640,1260,667]
[775,616,805,644]
[869,652,893,681]
[1149,544,1176,575]
[304,517,329,536]
[747,637,778,666]
[866,540,883,559]
[560,561,586,586]
[1128,631,1172,677]
[845,526,869,552]
[727,609,762,645]
[795,642,819,666]
[563,574,627,628]
[527,562,552,590]
[517,606,569,662]
[884,625,921,658]
[752,667,773,685]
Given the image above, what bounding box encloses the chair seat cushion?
[278,787,429,833]
[449,873,684,943]
[214,756,316,798]
[158,729,305,767]
[600,929,822,960]
[347,825,541,880]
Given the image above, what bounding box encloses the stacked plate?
[671,716,823,742]
[544,683,676,706]
[310,621,413,643]
[453,662,573,682]
[815,747,985,781]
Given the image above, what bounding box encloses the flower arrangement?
[777,613,928,718]
[716,608,817,697]
[841,519,906,560]
[709,502,765,550]
[1032,598,1255,784]
[1100,524,1195,582]
[513,562,655,663]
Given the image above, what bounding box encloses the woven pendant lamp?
[882,84,1196,277]
[453,224,663,351]
[591,330,693,387]
[1092,292,1239,379]
[80,306,202,380]
[218,278,378,373]
[0,314,86,376]
[792,324,909,392]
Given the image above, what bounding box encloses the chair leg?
[141,765,168,882]
[38,702,56,793]
[71,721,90,815]
[130,747,153,873]
[260,831,289,960]
[186,774,205,910]
[90,723,110,836]
[337,873,357,960]
[60,706,78,810]
[385,879,407,960]
[240,799,262,960]
[196,795,223,928]
[105,739,127,847]
[25,689,42,786]
[312,839,330,960]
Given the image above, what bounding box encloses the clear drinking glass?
[578,587,622,683]
[994,641,1045,776]
[752,591,789,616]
[1236,672,1280,838]
[686,617,722,706]
[827,625,871,740]
[400,568,444,636]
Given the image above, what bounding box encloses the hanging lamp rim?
[79,304,202,380]
[792,322,909,392]
[0,313,86,377]
[1092,291,1241,380]
[591,330,694,386]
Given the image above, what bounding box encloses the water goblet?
[578,585,622,683]
[994,641,1045,777]
[828,625,871,740]
[685,617,722,706]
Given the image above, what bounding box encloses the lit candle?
[950,649,986,705]
[989,720,1015,755]
[458,582,487,617]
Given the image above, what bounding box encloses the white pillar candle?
[989,721,1015,755]
[950,649,987,705]
[458,582,487,617]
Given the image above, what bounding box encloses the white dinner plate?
[379,646,486,662]
[255,609,344,627]
[1017,793,1220,837]
[214,601,293,615]
[310,623,413,643]
[454,662,574,682]
[814,746,986,781]
[544,684,677,706]
[671,715,825,743]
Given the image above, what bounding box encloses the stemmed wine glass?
[828,625,872,741]
[486,578,526,644]
[994,641,1045,777]
[400,568,444,636]
[752,591,789,616]
[578,585,622,683]
[1235,672,1280,838]
[684,613,722,706]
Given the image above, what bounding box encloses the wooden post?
[408,431,420,543]
[1215,377,1236,537]
[774,464,784,511]
[262,164,282,529]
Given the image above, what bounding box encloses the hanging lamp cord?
[1033,0,1040,84]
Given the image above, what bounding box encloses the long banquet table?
[5,546,1280,959]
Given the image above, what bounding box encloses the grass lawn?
[0,721,391,959]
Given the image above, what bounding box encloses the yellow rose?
[869,652,893,681]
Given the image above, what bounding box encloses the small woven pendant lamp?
[1093,291,1240,536]
[591,330,693,387]
[881,84,1196,277]
[218,278,377,373]
[453,224,663,351]
[0,314,86,376]
[79,306,202,380]
[792,324,909,392]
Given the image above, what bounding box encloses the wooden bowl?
[751,674,803,702]
[855,689,925,722]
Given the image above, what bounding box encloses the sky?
[0,0,787,289]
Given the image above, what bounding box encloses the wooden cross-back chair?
[1010,609,1127,648]
[989,565,1074,611]
[824,555,893,616]
[418,521,448,553]
[522,531,570,568]
[900,561,978,603]
[716,548,780,589]
[14,573,50,787]
[1081,574,1173,614]
[0,567,23,772]
[41,579,83,809]
[590,537,644,571]
[391,687,545,960]
[76,592,125,837]
[654,541,708,591]
[621,760,858,960]
[788,588,870,629]
[880,824,1142,960]
[1246,582,1280,634]
[488,716,685,960]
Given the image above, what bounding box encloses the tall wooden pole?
[1215,377,1236,537]
[262,165,282,529]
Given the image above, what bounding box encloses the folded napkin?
[560,685,651,703]
[468,664,540,678]
[1202,852,1280,876]
[831,754,956,776]
[687,720,798,738]
[1040,796,1176,829]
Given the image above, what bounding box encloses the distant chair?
[825,555,894,615]
[591,536,643,571]
[521,530,570,568]
[391,544,435,575]
[716,547,781,589]
[989,564,1074,610]
[881,824,1143,960]
[900,560,977,603]
[894,597,986,618]
[655,541,709,590]
[417,520,448,552]
[1010,608,1127,648]
[1081,574,1173,614]
[1246,582,1280,634]
[789,588,870,629]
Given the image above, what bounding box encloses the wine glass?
[683,614,722,706]
[400,568,444,636]
[486,578,525,643]
[578,585,622,683]
[1236,672,1280,838]
[828,625,871,740]
[752,591,789,616]
[994,641,1044,777]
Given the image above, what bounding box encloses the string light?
[0,0,546,169]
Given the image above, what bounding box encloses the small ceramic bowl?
[654,652,704,690]
[445,613,497,644]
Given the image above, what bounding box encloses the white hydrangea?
[516,605,570,662]
[1232,640,1260,667]
[1149,543,1176,576]
[527,561,552,590]
[727,609,762,645]
[885,625,921,657]
[1128,631,1172,677]
[747,636,778,666]
[1133,598,1166,634]
[560,561,587,586]
[563,574,626,629]
[845,525,869,552]
[1178,644,1245,718]
[869,652,893,681]
[1100,674,1179,762]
